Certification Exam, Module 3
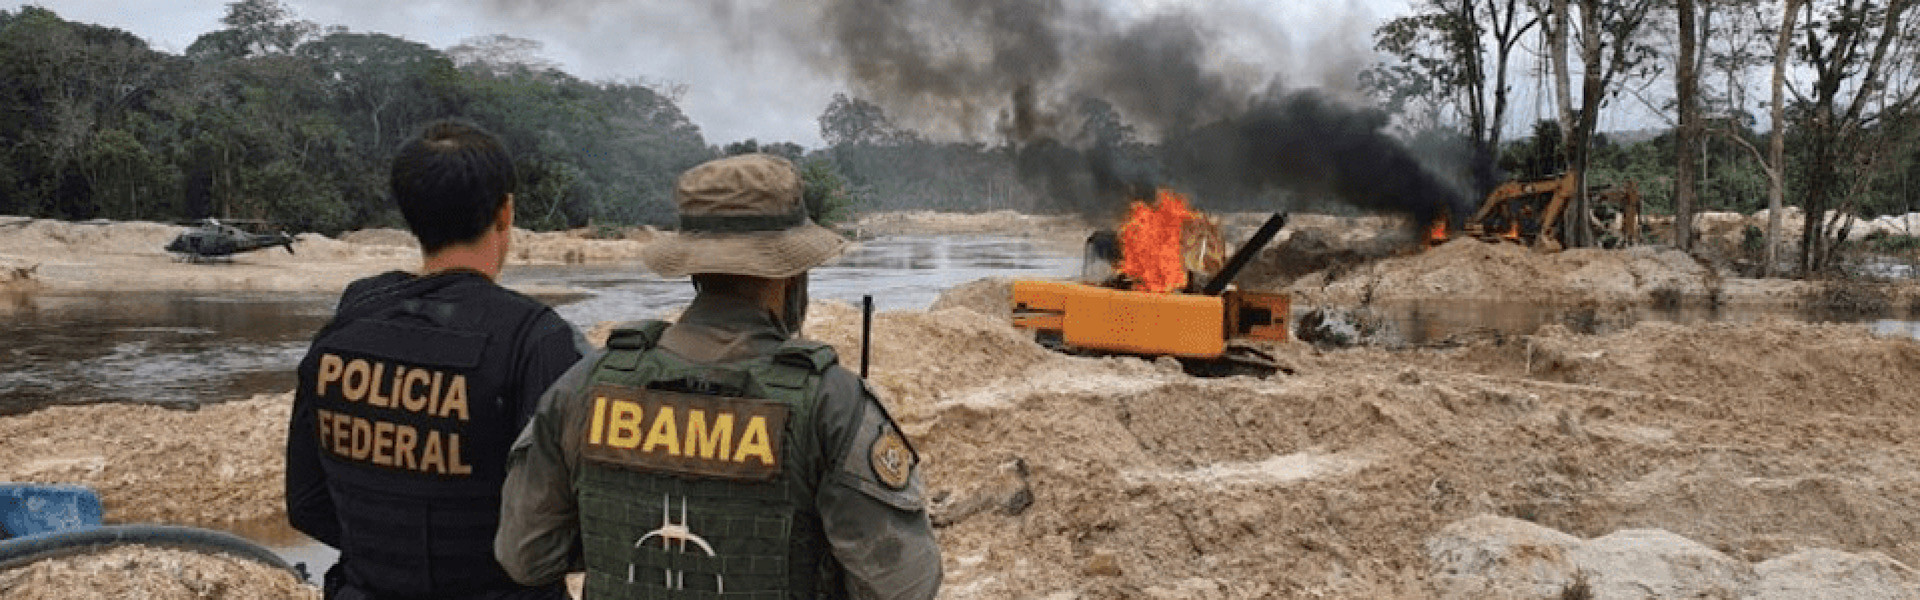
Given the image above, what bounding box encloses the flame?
[1427,216,1449,246]
[1119,189,1196,293]
[1504,219,1521,241]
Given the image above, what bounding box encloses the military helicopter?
[164,218,296,262]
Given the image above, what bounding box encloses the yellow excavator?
[1442,170,1641,251]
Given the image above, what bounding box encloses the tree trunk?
[1565,0,1605,249]
[1766,0,1802,277]
[1675,0,1700,251]
[1549,0,1576,138]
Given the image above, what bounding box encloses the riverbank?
[8,212,1916,311]
[6,284,1920,597]
[0,216,652,293]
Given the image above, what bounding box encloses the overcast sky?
[26,0,1654,148]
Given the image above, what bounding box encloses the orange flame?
[1504,220,1521,241]
[1427,216,1449,246]
[1119,189,1196,293]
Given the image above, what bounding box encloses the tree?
[446,34,558,75]
[1546,0,1661,247]
[1784,0,1920,273]
[217,0,315,57]
[818,94,914,147]
[299,32,457,151]
[1370,0,1537,194]
[1768,0,1806,275]
[1674,0,1702,250]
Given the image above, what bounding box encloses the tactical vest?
[296,272,550,597]
[578,321,844,600]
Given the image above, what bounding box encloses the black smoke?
[478,0,1473,220]
[812,1,1468,220]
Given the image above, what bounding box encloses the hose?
[0,524,295,576]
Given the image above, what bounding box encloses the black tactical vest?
[577,321,844,600]
[296,272,550,597]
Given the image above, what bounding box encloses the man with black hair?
[287,119,582,600]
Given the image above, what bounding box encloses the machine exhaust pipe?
[1201,212,1287,295]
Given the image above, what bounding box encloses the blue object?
[0,484,103,540]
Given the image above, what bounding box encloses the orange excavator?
[1434,170,1641,250]
[1012,193,1291,377]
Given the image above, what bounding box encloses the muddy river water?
[2,234,1916,581]
[0,236,1079,416]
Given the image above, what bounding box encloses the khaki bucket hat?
[641,154,850,279]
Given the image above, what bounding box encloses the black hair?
[389,119,517,253]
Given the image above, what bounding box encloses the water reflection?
[0,292,329,415]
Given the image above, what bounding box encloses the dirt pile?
[0,545,315,599]
[5,277,1920,598]
[0,216,658,292]
[852,210,1091,241]
[0,393,290,528]
[508,227,653,264]
[1281,238,1722,305]
[801,286,1920,598]
[0,218,181,256]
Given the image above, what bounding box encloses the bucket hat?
[641,154,849,278]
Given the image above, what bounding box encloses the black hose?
[0,524,295,575]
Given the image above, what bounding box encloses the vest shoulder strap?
[605,320,672,351]
[772,339,838,373]
[598,320,671,373]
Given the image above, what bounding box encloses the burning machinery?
[1433,170,1642,250]
[1013,192,1291,376]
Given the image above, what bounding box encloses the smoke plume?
[480,0,1471,221]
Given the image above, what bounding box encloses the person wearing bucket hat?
[495,154,941,599]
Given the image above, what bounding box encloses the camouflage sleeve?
[494,353,598,585]
[814,368,942,600]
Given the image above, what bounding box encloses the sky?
[27,0,1665,149]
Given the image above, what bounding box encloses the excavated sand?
[1278,236,1920,308]
[0,217,652,292]
[0,393,290,527]
[7,272,1920,597]
[851,210,1092,240]
[0,544,315,599]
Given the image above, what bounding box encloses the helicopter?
[164,218,296,262]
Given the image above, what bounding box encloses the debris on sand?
[0,256,37,288]
[0,544,316,600]
[0,394,290,528]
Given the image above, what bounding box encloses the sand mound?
[0,218,181,256]
[7,276,1920,598]
[1288,238,1719,305]
[337,227,416,247]
[0,544,315,599]
[926,277,1016,321]
[0,394,290,527]
[800,299,1063,418]
[852,210,1091,239]
[508,228,650,264]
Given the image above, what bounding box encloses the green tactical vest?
[577,321,844,600]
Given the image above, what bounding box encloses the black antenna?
[860,295,874,378]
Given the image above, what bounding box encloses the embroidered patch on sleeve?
[870,427,913,490]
